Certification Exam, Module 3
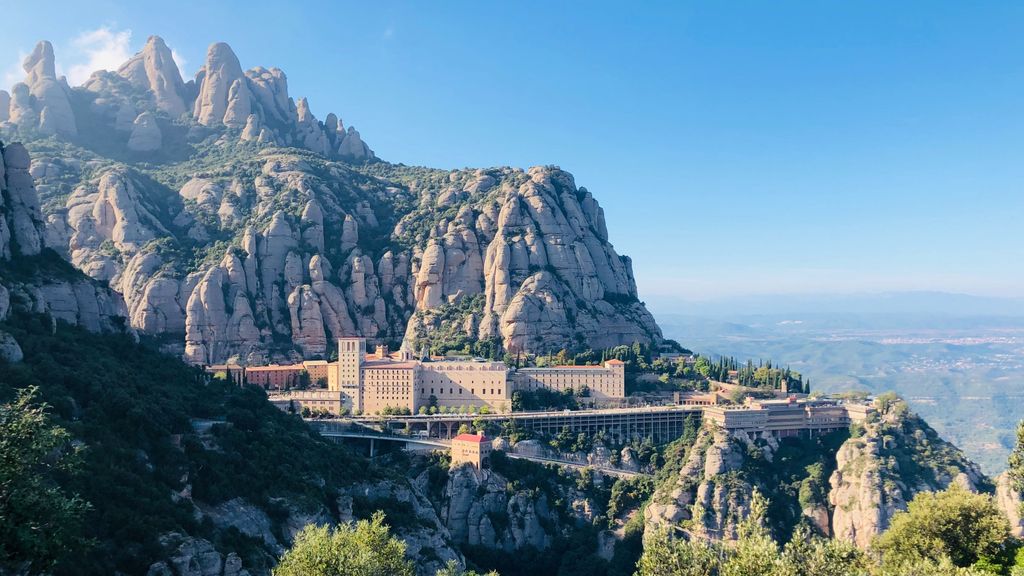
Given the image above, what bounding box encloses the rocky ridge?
[0,140,126,334]
[2,36,662,363]
[643,398,989,549]
[828,399,987,548]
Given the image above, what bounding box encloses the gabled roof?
[452,433,489,443]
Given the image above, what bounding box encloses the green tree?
[435,559,499,576]
[1008,421,1024,494]
[721,490,779,576]
[0,387,91,573]
[777,525,868,576]
[273,512,414,576]
[872,484,1014,571]
[635,528,720,576]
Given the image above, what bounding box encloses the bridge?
[311,423,644,478]
[342,404,703,445]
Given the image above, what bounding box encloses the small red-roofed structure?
[451,433,492,469]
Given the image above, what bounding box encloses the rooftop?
[452,433,489,443]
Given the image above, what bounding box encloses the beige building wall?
[335,337,365,411]
[512,360,626,399]
[245,365,302,389]
[360,362,419,415]
[451,434,493,468]
[302,360,331,385]
[417,361,510,412]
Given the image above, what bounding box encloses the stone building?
[450,433,492,469]
[511,359,626,399]
[703,397,872,438]
[258,337,627,416]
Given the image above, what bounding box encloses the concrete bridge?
[344,405,703,445]
[311,422,644,478]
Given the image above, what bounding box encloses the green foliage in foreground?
[274,514,499,576]
[873,484,1017,572]
[637,487,1022,576]
[273,513,414,576]
[0,313,376,575]
[0,387,90,573]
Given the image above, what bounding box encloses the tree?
[1008,421,1024,494]
[273,512,414,576]
[435,559,499,576]
[872,484,1014,571]
[0,387,91,573]
[721,490,779,576]
[635,528,720,576]
[778,525,868,576]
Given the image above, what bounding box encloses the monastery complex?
[209,337,626,415]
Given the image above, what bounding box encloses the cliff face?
[643,399,990,550]
[1,37,662,363]
[0,140,126,335]
[644,427,755,541]
[828,401,988,548]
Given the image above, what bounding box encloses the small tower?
[451,433,492,469]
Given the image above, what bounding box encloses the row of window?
[421,387,504,396]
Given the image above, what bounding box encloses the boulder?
[127,111,163,152]
[0,331,23,363]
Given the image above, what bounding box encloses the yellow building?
[261,338,626,416]
[704,397,859,438]
[360,360,419,415]
[511,359,626,399]
[451,433,493,469]
[418,360,510,412]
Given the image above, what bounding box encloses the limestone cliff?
[644,426,755,541]
[827,399,987,548]
[0,140,126,332]
[995,472,1024,538]
[643,399,989,549]
[3,36,662,363]
[420,456,610,565]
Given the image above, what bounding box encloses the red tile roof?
[452,433,489,443]
[605,359,626,365]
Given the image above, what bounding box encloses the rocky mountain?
[0,139,125,341]
[0,36,661,364]
[643,397,991,549]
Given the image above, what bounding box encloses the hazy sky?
[2,1,1022,300]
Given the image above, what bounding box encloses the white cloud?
[3,50,28,89]
[171,49,188,79]
[63,26,133,86]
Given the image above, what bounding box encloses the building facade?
[450,433,493,468]
[511,359,626,399]
[251,337,627,416]
[703,397,870,438]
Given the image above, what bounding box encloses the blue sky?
[2,1,1022,301]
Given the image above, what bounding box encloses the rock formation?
[828,400,986,549]
[0,141,127,331]
[117,35,188,116]
[4,37,658,363]
[11,41,77,136]
[644,426,754,541]
[995,472,1024,538]
[127,111,162,151]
